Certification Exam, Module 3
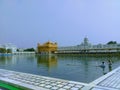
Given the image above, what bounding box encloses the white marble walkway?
[0,67,120,90]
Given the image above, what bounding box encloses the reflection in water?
[57,55,115,77]
[0,54,120,83]
[0,56,12,65]
[37,55,57,69]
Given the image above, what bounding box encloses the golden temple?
[37,41,57,54]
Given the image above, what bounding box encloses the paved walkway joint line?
[0,67,120,90]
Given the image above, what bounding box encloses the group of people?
[100,59,112,68]
[98,59,112,74]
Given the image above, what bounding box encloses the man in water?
[108,60,112,66]
[100,62,106,75]
[100,61,105,68]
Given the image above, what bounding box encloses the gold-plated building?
[37,41,57,54]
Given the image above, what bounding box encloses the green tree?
[24,48,35,52]
[7,49,12,53]
[0,48,7,53]
[107,41,117,45]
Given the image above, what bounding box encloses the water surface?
[0,54,120,83]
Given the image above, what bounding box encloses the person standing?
[108,60,112,71]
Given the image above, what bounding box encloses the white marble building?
[0,43,17,53]
[58,37,120,53]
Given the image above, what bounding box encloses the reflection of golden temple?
[37,41,58,54]
[37,55,57,68]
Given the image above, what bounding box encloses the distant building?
[58,37,120,54]
[0,43,17,53]
[37,41,58,54]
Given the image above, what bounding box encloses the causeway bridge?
[13,52,35,55]
[57,48,120,54]
[57,37,120,54]
[0,66,120,90]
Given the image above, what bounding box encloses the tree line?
[107,41,117,45]
[23,48,35,52]
[0,48,12,53]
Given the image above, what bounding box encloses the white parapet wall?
[13,52,35,55]
[0,66,120,90]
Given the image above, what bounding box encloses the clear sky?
[0,0,120,48]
